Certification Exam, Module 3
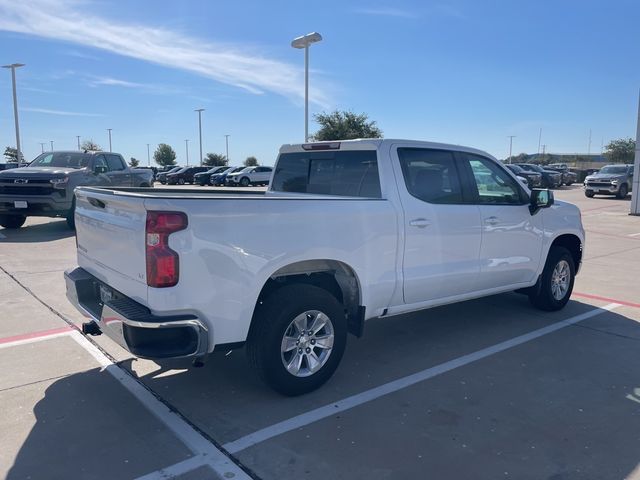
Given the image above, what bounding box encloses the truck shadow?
[0,220,74,243]
[7,297,640,479]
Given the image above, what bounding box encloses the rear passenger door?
[460,153,543,290]
[391,146,482,304]
[105,154,131,186]
[254,166,273,184]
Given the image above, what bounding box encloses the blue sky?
[0,0,638,166]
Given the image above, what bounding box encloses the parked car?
[194,166,229,186]
[514,163,562,188]
[167,166,211,185]
[546,163,578,186]
[0,163,20,171]
[211,166,243,186]
[584,164,634,198]
[226,166,273,186]
[156,166,182,184]
[505,164,542,187]
[0,150,153,229]
[65,139,584,395]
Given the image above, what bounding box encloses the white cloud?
[22,107,104,117]
[86,75,182,95]
[355,7,417,18]
[0,0,330,107]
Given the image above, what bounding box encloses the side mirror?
[529,188,554,215]
[93,165,108,175]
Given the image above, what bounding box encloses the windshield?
[30,152,90,169]
[599,166,628,174]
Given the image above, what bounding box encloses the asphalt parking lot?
[1,185,640,480]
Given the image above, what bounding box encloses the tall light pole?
[291,32,323,142]
[630,90,640,216]
[507,135,516,163]
[146,143,151,166]
[195,109,205,166]
[537,128,542,155]
[50,141,54,151]
[76,135,81,150]
[39,142,45,153]
[185,139,190,166]
[587,129,592,156]
[2,63,25,166]
[107,128,113,152]
[224,134,230,163]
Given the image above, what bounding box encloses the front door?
[461,153,543,290]
[392,146,482,304]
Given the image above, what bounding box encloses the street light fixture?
[107,128,113,152]
[39,142,45,153]
[291,32,322,142]
[195,109,205,166]
[147,143,151,166]
[50,140,54,151]
[2,63,25,166]
[76,135,81,150]
[185,139,190,166]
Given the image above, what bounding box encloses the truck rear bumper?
[65,267,208,359]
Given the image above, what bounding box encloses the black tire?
[617,183,628,199]
[247,284,347,396]
[529,246,575,311]
[0,214,26,229]
[565,181,573,186]
[66,198,76,230]
[240,177,250,187]
[178,178,185,185]
[585,190,594,198]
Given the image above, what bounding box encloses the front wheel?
[617,183,628,199]
[585,190,594,198]
[0,214,26,229]
[247,284,347,396]
[240,177,250,187]
[529,246,575,311]
[178,178,185,185]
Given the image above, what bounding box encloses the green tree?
[154,143,177,167]
[4,146,23,163]
[244,156,258,166]
[80,139,101,151]
[312,110,383,141]
[129,157,139,167]
[604,137,635,163]
[203,153,228,167]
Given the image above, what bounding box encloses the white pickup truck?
[65,139,584,395]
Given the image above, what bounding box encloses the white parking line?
[223,303,620,454]
[628,232,640,237]
[68,331,251,480]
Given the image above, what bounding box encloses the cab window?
[464,154,526,205]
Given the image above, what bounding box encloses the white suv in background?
[226,166,273,186]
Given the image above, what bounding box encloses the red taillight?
[145,211,188,288]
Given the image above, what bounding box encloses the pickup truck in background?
[547,163,578,186]
[584,164,634,198]
[0,150,153,229]
[65,139,584,395]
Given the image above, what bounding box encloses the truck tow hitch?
[81,321,102,336]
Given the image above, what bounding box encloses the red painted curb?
[0,325,74,345]
[573,292,640,309]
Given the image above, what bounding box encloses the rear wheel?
[529,246,575,311]
[617,183,628,199]
[247,284,347,396]
[66,198,76,229]
[0,214,26,229]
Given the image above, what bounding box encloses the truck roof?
[279,138,495,160]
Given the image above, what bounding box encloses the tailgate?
[74,188,148,303]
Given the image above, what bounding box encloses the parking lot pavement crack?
[0,263,260,480]
[0,373,76,393]
[571,323,640,343]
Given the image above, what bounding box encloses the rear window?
[272,150,381,198]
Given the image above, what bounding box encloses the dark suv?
[514,163,562,188]
[166,166,210,185]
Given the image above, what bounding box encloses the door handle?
[409,218,431,228]
[485,216,499,225]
